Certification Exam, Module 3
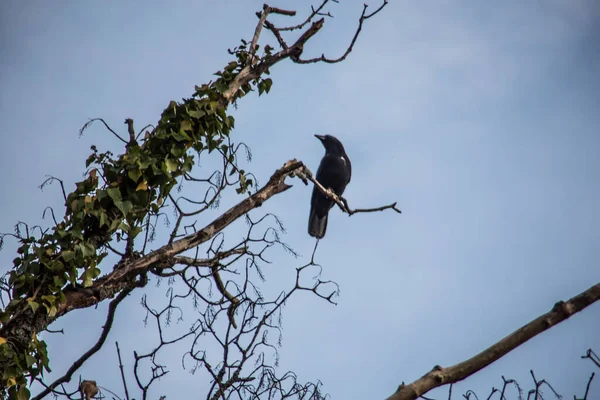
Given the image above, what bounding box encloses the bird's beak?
[314,134,326,141]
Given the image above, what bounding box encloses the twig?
[582,349,600,369]
[116,342,130,400]
[296,165,402,215]
[279,0,330,31]
[39,176,67,202]
[576,372,595,400]
[263,19,288,49]
[294,1,389,64]
[79,118,128,144]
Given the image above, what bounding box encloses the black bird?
[308,134,352,239]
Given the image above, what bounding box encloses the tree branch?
[386,282,600,400]
[222,16,325,102]
[31,282,138,400]
[0,160,304,346]
[115,342,130,400]
[295,165,401,215]
[294,1,388,64]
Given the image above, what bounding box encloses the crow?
[308,134,352,239]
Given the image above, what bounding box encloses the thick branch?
[0,160,304,345]
[386,282,600,400]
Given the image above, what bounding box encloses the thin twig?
[296,165,401,215]
[294,1,389,64]
[279,0,330,31]
[582,349,600,369]
[116,342,131,400]
[79,118,128,144]
[576,372,595,400]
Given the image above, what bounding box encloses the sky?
[1,1,600,399]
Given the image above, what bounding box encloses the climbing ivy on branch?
[0,2,388,399]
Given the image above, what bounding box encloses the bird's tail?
[308,208,328,239]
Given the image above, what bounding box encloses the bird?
[308,134,352,239]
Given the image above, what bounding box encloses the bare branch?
[39,176,67,202]
[582,349,600,369]
[115,342,130,400]
[387,282,600,400]
[576,372,595,400]
[222,18,325,101]
[296,165,401,215]
[250,4,271,61]
[79,118,128,144]
[279,0,331,32]
[294,1,389,64]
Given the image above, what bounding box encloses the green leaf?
[110,217,121,231]
[53,275,66,288]
[25,355,36,368]
[114,200,133,215]
[85,154,96,168]
[165,158,178,172]
[180,119,192,132]
[263,78,273,93]
[258,81,265,96]
[187,109,205,119]
[61,250,75,262]
[80,242,96,258]
[46,260,64,271]
[99,211,107,227]
[17,386,30,400]
[118,221,130,233]
[127,168,142,183]
[107,187,122,202]
[81,267,101,288]
[47,305,58,318]
[136,181,148,191]
[26,300,39,313]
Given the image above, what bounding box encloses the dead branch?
[279,0,332,32]
[79,118,127,144]
[576,372,595,400]
[294,1,389,64]
[386,282,600,400]
[115,342,130,400]
[295,164,401,215]
[582,349,600,369]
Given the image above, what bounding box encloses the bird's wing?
[314,155,350,196]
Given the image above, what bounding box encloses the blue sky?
[1,1,599,399]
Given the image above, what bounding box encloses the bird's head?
[315,134,346,155]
